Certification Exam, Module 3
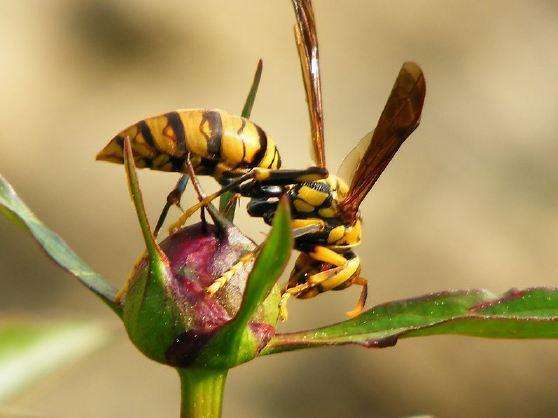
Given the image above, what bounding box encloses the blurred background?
[1,0,558,417]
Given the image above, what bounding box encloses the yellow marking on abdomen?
[181,110,209,157]
[258,136,278,168]
[142,115,178,157]
[99,108,278,175]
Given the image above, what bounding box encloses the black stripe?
[241,139,247,164]
[319,194,334,209]
[268,148,280,168]
[138,120,156,149]
[170,157,185,171]
[253,125,268,166]
[143,157,153,168]
[165,111,187,156]
[198,157,218,175]
[267,148,275,168]
[276,149,282,169]
[308,181,331,193]
[237,117,247,135]
[202,110,223,158]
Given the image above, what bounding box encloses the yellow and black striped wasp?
[97,0,425,319]
[168,0,426,319]
[96,61,326,236]
[266,0,426,318]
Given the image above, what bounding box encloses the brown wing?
[292,0,326,168]
[338,62,426,223]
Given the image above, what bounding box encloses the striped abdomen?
[96,109,281,180]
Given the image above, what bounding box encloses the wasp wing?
[337,130,373,187]
[338,62,426,223]
[292,0,326,168]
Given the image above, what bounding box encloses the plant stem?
[178,368,228,418]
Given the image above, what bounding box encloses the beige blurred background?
[1,0,558,417]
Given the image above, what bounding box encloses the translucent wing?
[338,130,373,187]
[292,0,326,168]
[338,62,426,223]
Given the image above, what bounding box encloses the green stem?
[178,368,228,418]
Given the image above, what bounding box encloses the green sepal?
[195,197,291,369]
[120,137,188,363]
[218,59,263,220]
[122,261,188,363]
[218,191,237,222]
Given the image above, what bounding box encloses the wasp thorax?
[119,222,280,368]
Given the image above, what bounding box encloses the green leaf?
[219,59,263,221]
[0,320,110,402]
[262,287,558,354]
[0,174,120,314]
[196,197,292,368]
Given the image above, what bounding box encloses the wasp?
[96,60,326,235]
[97,0,425,320]
[169,0,426,319]
[278,0,425,318]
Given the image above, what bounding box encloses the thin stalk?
[178,368,228,418]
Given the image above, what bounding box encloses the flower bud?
[119,222,280,368]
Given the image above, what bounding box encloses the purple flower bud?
[120,222,280,368]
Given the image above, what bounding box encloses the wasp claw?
[278,292,291,322]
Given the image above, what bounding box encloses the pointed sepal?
[195,198,292,368]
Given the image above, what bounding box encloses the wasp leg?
[278,264,344,321]
[206,251,257,295]
[169,166,326,233]
[308,248,361,291]
[280,247,363,320]
[291,218,326,233]
[207,225,319,300]
[279,282,316,321]
[311,252,364,318]
[184,154,230,238]
[154,174,189,237]
[308,245,349,268]
[169,170,256,233]
[222,192,241,220]
[345,277,368,318]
